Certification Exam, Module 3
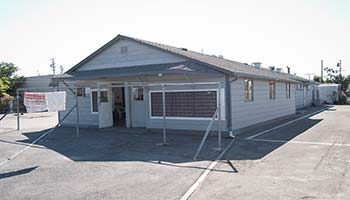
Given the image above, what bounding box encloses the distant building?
[22,75,55,89]
[317,83,341,104]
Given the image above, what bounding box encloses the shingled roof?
[66,34,298,82]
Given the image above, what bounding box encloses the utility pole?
[50,58,56,75]
[59,65,64,74]
[337,60,342,77]
[321,60,324,82]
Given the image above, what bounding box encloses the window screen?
[91,91,98,113]
[150,91,217,117]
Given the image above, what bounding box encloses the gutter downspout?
[225,73,238,136]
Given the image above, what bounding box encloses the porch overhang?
[53,61,223,82]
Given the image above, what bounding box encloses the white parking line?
[180,139,235,200]
[245,109,325,140]
[246,138,350,147]
[0,128,55,167]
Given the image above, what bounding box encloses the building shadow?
[15,107,326,168]
[0,166,38,180]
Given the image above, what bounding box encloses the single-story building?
[53,34,318,133]
[22,75,55,89]
[317,83,340,104]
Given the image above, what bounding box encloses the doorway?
[112,87,126,127]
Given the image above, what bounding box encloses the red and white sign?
[24,92,47,113]
[24,92,66,113]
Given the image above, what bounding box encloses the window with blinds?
[150,91,217,118]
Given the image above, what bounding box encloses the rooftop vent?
[252,62,262,69]
[218,55,224,59]
[269,66,276,71]
[180,48,188,51]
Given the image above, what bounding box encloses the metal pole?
[75,88,80,137]
[16,89,20,130]
[321,60,323,83]
[217,82,222,151]
[339,60,342,77]
[193,109,218,160]
[162,84,167,145]
[57,86,61,124]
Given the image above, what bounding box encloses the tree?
[0,62,25,104]
[313,75,323,83]
[323,67,338,82]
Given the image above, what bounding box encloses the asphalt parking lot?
[0,106,349,199]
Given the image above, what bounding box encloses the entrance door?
[131,87,146,127]
[98,88,113,128]
[112,87,126,127]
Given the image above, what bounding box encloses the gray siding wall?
[77,39,187,71]
[58,83,98,127]
[231,79,296,130]
[305,85,314,106]
[295,89,304,109]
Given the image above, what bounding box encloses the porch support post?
[57,85,61,124]
[161,84,168,145]
[97,84,101,128]
[16,89,20,130]
[125,82,131,128]
[217,82,222,150]
[75,87,80,137]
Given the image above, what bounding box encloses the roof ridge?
[120,34,248,66]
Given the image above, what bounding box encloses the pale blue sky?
[0,0,349,78]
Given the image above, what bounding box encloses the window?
[91,90,98,113]
[76,88,86,97]
[133,88,144,101]
[120,46,128,55]
[100,90,108,102]
[286,83,291,99]
[297,83,303,90]
[269,81,276,99]
[306,85,310,91]
[150,90,217,118]
[244,79,254,102]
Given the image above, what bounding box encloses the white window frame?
[149,88,225,120]
[269,81,276,100]
[90,88,108,114]
[76,87,86,97]
[244,79,254,102]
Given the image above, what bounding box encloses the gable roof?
[66,34,297,82]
